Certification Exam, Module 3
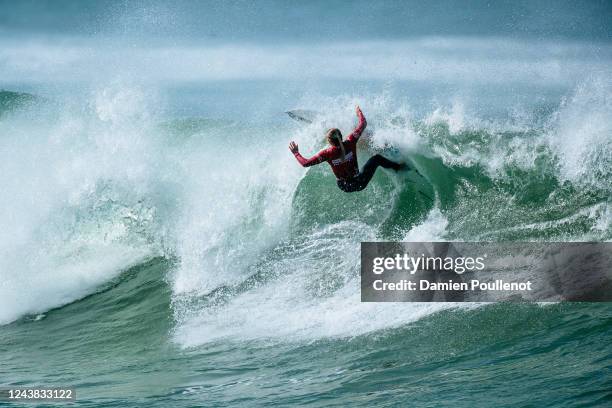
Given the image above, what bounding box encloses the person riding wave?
[289,106,405,192]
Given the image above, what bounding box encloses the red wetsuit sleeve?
[293,149,327,167]
[347,110,367,143]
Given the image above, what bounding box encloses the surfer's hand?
[289,141,299,154]
[356,105,362,116]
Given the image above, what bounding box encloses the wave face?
[0,7,611,403]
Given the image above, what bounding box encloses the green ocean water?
[2,259,611,406]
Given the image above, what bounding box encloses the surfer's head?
[326,128,346,160]
[326,128,343,146]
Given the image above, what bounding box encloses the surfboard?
[286,108,374,147]
[286,109,319,124]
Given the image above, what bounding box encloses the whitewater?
[1,2,611,405]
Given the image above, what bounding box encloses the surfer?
[289,106,405,192]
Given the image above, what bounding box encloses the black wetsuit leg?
[337,154,401,192]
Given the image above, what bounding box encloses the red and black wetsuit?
[292,111,401,192]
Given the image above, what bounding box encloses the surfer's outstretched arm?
[289,141,326,167]
[346,105,367,143]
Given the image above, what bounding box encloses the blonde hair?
[327,128,346,160]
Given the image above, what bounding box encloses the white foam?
[403,209,449,242]
[425,100,468,135]
[414,75,612,190]
[592,203,611,233]
[547,76,612,190]
[170,123,304,295]
[0,85,162,324]
[174,221,457,347]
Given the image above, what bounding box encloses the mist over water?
[0,1,610,406]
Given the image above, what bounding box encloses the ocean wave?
[0,77,610,332]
